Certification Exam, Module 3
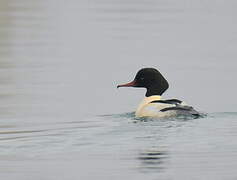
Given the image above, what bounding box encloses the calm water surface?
[0,0,237,179]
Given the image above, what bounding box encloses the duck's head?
[117,68,169,97]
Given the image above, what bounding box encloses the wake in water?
[100,111,207,122]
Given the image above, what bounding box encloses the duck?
[117,68,200,118]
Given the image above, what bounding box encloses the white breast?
[135,96,187,118]
[136,102,176,118]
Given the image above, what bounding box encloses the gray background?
[0,0,236,122]
[0,0,237,179]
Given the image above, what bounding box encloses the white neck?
[136,95,161,116]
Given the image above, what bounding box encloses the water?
[0,0,237,179]
[1,113,237,179]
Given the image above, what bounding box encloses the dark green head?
[117,68,169,97]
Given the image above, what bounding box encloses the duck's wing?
[150,99,182,105]
[160,105,200,117]
[149,99,200,117]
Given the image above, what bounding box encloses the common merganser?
[117,68,200,118]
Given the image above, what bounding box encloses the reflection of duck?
[138,149,168,171]
[117,68,200,118]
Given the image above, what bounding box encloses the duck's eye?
[140,77,145,81]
